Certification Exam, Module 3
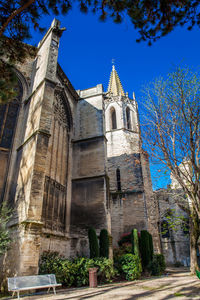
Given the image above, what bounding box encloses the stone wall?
[71,85,109,256]
[155,188,190,265]
[111,192,147,246]
[107,153,144,192]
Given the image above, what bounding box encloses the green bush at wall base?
[113,244,132,262]
[99,229,109,258]
[156,254,166,273]
[88,227,99,258]
[118,254,142,281]
[39,251,115,286]
[147,254,166,276]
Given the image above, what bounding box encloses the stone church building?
[0,19,160,277]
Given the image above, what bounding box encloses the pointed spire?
[107,65,125,96]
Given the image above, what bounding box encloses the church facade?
[0,19,160,277]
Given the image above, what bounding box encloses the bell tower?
[105,65,160,250]
[105,65,140,156]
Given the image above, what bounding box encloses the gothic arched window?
[116,168,121,191]
[42,91,72,232]
[0,78,22,201]
[111,108,117,130]
[126,107,131,130]
[0,81,22,150]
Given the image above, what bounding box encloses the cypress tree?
[88,227,99,258]
[133,229,140,256]
[99,229,109,258]
[140,230,151,269]
[131,229,134,254]
[148,232,154,260]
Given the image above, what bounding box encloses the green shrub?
[71,257,94,286]
[147,254,166,276]
[118,254,142,281]
[147,256,160,276]
[156,254,166,273]
[88,227,99,258]
[113,244,132,261]
[39,251,75,286]
[91,257,116,283]
[39,251,115,287]
[140,230,151,269]
[99,229,109,258]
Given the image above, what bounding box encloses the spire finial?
[112,59,115,71]
[107,63,125,96]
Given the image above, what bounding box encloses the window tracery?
[42,91,72,233]
[53,93,69,129]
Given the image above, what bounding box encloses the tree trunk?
[190,212,200,274]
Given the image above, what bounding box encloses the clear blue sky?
[29,6,200,189]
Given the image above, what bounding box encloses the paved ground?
[3,268,200,300]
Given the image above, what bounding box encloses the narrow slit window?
[126,107,131,129]
[116,168,121,191]
[111,109,117,130]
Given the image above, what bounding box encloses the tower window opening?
[126,107,131,130]
[116,168,121,191]
[111,108,117,130]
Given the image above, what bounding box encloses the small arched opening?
[126,107,131,130]
[111,108,117,130]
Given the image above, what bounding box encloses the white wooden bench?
[7,274,62,299]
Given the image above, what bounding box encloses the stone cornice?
[72,174,106,181]
[72,135,107,143]
[17,129,51,151]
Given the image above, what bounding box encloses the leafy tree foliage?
[142,67,200,273]
[0,0,200,101]
[0,202,12,256]
[1,0,200,44]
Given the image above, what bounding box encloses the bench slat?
[10,284,62,292]
[8,274,60,291]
